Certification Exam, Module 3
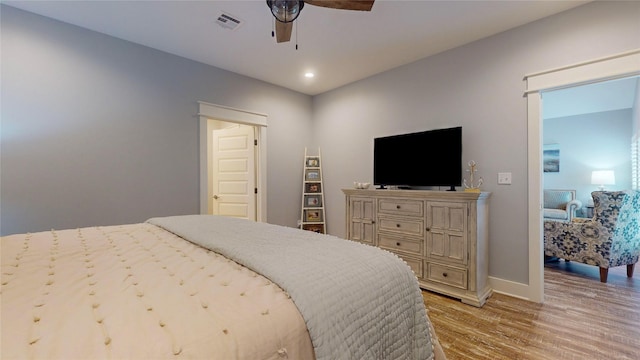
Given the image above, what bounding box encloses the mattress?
[1,215,438,359]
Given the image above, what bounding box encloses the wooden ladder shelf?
[300,148,326,234]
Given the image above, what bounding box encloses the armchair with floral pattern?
[544,190,640,283]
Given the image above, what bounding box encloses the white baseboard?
[488,276,538,302]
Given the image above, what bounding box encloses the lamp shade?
[591,170,615,190]
[267,0,304,23]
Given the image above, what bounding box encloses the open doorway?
[198,101,268,222]
[542,77,637,208]
[541,76,638,282]
[525,49,640,302]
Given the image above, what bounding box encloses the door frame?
[198,101,268,222]
[523,49,640,302]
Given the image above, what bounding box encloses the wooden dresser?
[343,189,491,307]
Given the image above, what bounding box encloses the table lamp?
[591,170,615,190]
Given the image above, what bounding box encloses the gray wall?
[0,5,313,235]
[313,1,640,284]
[544,109,632,209]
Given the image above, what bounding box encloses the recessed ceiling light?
[304,72,315,78]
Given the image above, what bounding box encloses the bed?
[1,214,444,359]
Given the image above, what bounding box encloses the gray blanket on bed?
[148,215,433,360]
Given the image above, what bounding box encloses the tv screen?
[373,126,462,190]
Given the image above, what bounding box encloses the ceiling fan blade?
[304,0,374,11]
[275,21,293,43]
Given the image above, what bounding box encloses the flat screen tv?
[373,126,462,190]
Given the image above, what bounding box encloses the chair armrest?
[567,199,582,221]
[567,199,582,211]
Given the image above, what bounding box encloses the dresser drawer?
[426,262,467,289]
[378,216,424,237]
[396,255,423,279]
[378,198,424,217]
[378,233,423,256]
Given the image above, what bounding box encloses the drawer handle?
[396,205,401,209]
[396,242,401,246]
[442,272,448,278]
[396,224,401,228]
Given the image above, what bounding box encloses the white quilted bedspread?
[1,222,315,359]
[148,215,434,360]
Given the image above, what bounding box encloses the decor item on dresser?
[543,189,582,222]
[354,182,371,189]
[463,160,483,192]
[343,189,491,307]
[544,190,640,283]
[1,215,444,359]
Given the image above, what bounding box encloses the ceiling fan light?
[267,0,304,23]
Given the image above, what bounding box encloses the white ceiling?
[543,76,639,119]
[3,0,591,95]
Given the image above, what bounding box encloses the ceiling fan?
[266,0,375,43]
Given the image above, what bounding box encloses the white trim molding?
[198,101,268,222]
[524,49,640,303]
[525,49,640,94]
[198,101,268,127]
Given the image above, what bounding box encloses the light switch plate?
[498,172,512,185]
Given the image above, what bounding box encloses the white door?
[211,125,256,220]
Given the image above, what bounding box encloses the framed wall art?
[305,182,322,193]
[304,209,323,222]
[304,195,322,207]
[306,157,320,167]
[305,169,321,181]
[543,143,560,173]
[302,224,325,233]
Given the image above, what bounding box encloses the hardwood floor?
[423,262,640,359]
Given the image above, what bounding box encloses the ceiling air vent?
[215,12,243,31]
